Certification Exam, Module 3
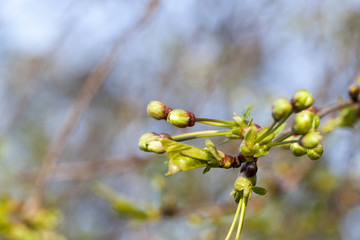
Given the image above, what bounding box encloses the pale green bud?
[291,89,314,112]
[147,101,172,120]
[167,109,195,128]
[293,111,313,135]
[138,132,157,151]
[146,135,166,154]
[272,98,293,121]
[306,144,323,160]
[299,132,322,149]
[290,142,307,157]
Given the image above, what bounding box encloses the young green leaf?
[242,104,253,119]
[251,186,268,195]
[273,123,287,138]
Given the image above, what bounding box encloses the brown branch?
[26,0,161,211]
[316,99,355,118]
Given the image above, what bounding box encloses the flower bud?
[272,98,293,121]
[146,135,166,154]
[138,132,157,151]
[147,101,172,120]
[234,176,253,192]
[293,111,313,135]
[306,144,323,160]
[167,109,195,128]
[240,161,258,178]
[291,89,314,112]
[290,142,307,157]
[348,84,360,102]
[299,132,322,149]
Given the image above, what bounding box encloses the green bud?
[291,89,314,112]
[272,98,293,121]
[146,135,166,154]
[167,109,195,128]
[306,144,323,160]
[299,132,322,149]
[234,176,253,192]
[147,101,172,120]
[138,132,157,151]
[348,84,360,102]
[293,111,313,135]
[290,142,307,156]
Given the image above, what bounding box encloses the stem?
[268,139,298,147]
[171,130,232,142]
[196,118,237,128]
[271,131,294,144]
[255,111,293,144]
[225,198,243,240]
[235,196,248,240]
[254,120,277,143]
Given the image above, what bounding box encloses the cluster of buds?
[270,89,323,160]
[271,89,314,121]
[290,142,323,160]
[139,83,360,240]
[147,101,195,128]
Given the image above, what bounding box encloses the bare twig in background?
[2,1,86,134]
[26,0,161,210]
[22,156,151,183]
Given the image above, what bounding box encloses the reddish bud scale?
[158,133,172,140]
[220,154,245,168]
[188,111,196,127]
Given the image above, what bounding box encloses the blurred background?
[1,0,360,239]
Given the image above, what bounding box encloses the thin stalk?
[254,120,277,143]
[255,111,292,144]
[268,139,298,147]
[171,130,232,142]
[225,198,243,240]
[196,118,237,128]
[196,121,235,128]
[196,118,237,125]
[235,196,248,240]
[271,131,294,144]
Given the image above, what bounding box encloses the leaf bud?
[167,109,195,128]
[306,144,323,160]
[240,161,258,178]
[291,89,314,112]
[293,110,313,135]
[348,84,360,102]
[290,142,307,156]
[299,132,322,149]
[272,98,293,121]
[138,132,157,151]
[147,101,172,120]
